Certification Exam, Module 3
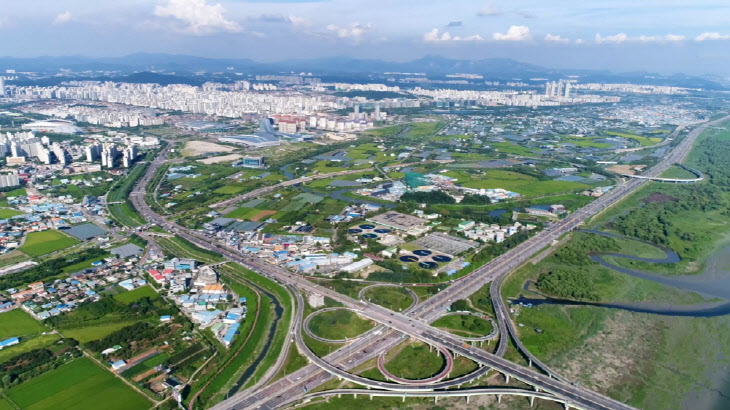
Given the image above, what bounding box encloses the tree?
[450,299,470,312]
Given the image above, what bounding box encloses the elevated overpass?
[622,163,703,183]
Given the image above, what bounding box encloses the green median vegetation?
[361,286,414,312]
[307,309,374,340]
[383,341,445,380]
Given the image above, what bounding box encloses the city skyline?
[2,0,730,76]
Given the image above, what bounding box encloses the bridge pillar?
[402,396,406,402]
[564,403,570,410]
[354,394,357,399]
[466,395,469,404]
[497,394,501,403]
[530,396,534,407]
[337,394,341,398]
[504,374,510,384]
[369,395,372,400]
[434,396,438,404]
[529,359,532,368]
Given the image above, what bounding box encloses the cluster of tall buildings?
[0,131,68,165]
[22,102,163,128]
[8,82,338,117]
[545,80,572,98]
[0,172,20,188]
[573,83,696,95]
[412,85,617,107]
[308,114,374,132]
[85,142,138,168]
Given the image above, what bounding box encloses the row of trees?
[0,247,108,290]
[47,294,177,329]
[0,339,80,388]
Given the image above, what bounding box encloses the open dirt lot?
[250,210,277,221]
[183,140,235,157]
[197,154,243,164]
[607,164,646,175]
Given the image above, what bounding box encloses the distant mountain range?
[0,53,723,89]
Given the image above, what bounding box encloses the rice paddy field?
[3,358,151,410]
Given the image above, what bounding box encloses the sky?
[2,0,730,76]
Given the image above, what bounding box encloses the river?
[515,232,730,409]
[225,279,284,397]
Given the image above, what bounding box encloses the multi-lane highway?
[130,116,727,410]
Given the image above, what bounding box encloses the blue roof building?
[0,337,20,349]
[222,323,240,347]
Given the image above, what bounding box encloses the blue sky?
[2,0,730,75]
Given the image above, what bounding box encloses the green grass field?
[448,169,587,197]
[431,314,493,338]
[560,136,613,149]
[61,255,108,274]
[0,208,22,218]
[361,286,414,312]
[490,141,539,156]
[121,352,170,378]
[20,230,79,257]
[0,309,46,339]
[0,334,59,364]
[383,342,445,379]
[113,285,158,304]
[2,188,27,198]
[0,250,30,268]
[225,207,264,219]
[62,322,137,343]
[214,185,245,195]
[307,309,374,340]
[4,358,151,410]
[605,131,662,147]
[659,165,698,180]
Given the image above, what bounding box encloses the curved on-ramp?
[622,163,703,183]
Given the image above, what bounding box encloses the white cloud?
[663,34,686,42]
[288,16,308,27]
[326,23,372,39]
[637,34,685,43]
[154,0,241,35]
[492,26,531,41]
[423,28,483,43]
[575,38,585,44]
[596,33,686,44]
[595,33,628,44]
[695,32,730,41]
[54,11,72,25]
[544,34,569,44]
[477,5,503,17]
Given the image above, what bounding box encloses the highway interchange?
[129,115,727,410]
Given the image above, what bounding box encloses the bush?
[536,268,598,301]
